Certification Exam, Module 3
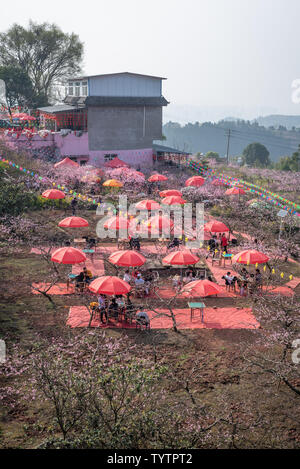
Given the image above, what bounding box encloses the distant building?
[38,72,171,168]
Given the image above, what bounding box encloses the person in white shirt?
[123,270,131,283]
[135,274,149,295]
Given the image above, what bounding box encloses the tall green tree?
[0,65,35,114]
[0,21,84,105]
[276,146,300,172]
[242,142,271,167]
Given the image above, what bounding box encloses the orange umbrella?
[185,176,205,187]
[42,189,65,199]
[89,276,131,295]
[58,217,89,228]
[204,220,229,233]
[103,179,123,187]
[225,187,246,195]
[104,216,129,230]
[54,157,79,168]
[161,196,186,205]
[162,250,199,266]
[51,247,86,264]
[159,190,182,197]
[109,250,146,267]
[232,250,270,265]
[135,199,161,211]
[148,174,168,182]
[181,279,223,296]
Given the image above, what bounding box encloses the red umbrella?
[109,250,146,267]
[162,250,199,266]
[232,250,270,265]
[225,187,246,195]
[54,157,79,168]
[159,190,182,197]
[104,216,129,230]
[58,217,89,228]
[42,189,66,199]
[204,220,229,233]
[181,279,223,296]
[148,174,168,182]
[51,247,86,264]
[185,176,205,187]
[89,276,131,295]
[148,214,174,231]
[135,199,161,211]
[161,196,186,205]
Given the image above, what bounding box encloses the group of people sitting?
[72,267,94,291]
[123,269,156,296]
[90,292,150,327]
[222,267,263,295]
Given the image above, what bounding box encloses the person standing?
[71,197,78,215]
[221,233,228,253]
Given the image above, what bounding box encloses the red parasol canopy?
[42,189,66,199]
[89,276,131,295]
[159,190,182,197]
[58,217,89,228]
[204,220,229,233]
[148,174,168,182]
[161,196,186,205]
[162,250,199,266]
[109,250,146,267]
[181,279,223,296]
[135,199,161,211]
[104,157,129,168]
[232,250,270,265]
[185,176,205,187]
[104,216,129,230]
[225,187,246,195]
[148,214,174,231]
[51,247,86,264]
[54,157,79,168]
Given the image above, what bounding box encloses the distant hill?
[253,115,300,130]
[161,119,300,161]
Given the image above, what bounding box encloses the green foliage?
[0,21,84,104]
[0,65,35,111]
[242,142,271,168]
[276,147,299,172]
[205,151,221,161]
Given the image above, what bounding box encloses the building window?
[75,82,80,97]
[68,82,74,95]
[104,154,118,161]
[81,81,88,96]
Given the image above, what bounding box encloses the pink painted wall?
[0,132,153,168]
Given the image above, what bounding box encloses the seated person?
[168,237,180,249]
[83,266,93,284]
[108,298,119,318]
[240,267,249,281]
[98,294,107,323]
[86,238,96,249]
[136,310,150,327]
[255,269,262,286]
[248,274,256,294]
[74,271,85,288]
[116,294,125,310]
[132,268,141,279]
[135,274,148,295]
[123,269,132,283]
[172,274,182,290]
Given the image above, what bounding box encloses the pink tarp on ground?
[67,306,260,330]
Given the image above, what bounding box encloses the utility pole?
[226,129,231,165]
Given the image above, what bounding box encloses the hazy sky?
[1,0,300,122]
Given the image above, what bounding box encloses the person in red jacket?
[221,233,228,253]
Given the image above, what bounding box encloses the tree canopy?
[0,65,36,113]
[242,142,271,167]
[276,146,299,172]
[0,21,84,105]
